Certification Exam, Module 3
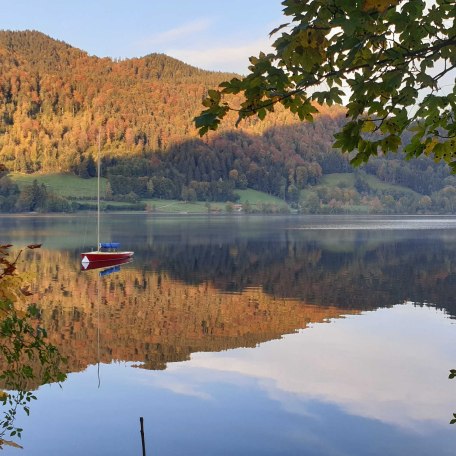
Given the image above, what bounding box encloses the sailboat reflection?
[80,256,133,273]
[80,257,134,388]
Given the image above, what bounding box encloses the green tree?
[187,187,197,202]
[195,0,456,168]
[0,166,20,212]
[16,180,47,212]
[44,194,72,212]
[146,178,154,197]
[181,186,190,202]
[287,183,299,203]
[304,192,321,214]
[86,154,97,178]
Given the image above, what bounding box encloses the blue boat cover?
[99,265,121,277]
[99,242,120,249]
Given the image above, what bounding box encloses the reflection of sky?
[167,305,456,432]
[11,304,456,455]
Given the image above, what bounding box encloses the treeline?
[0,165,145,212]
[102,122,456,211]
[0,165,71,212]
[299,164,456,215]
[103,114,345,203]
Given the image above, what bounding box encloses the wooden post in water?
[140,417,146,456]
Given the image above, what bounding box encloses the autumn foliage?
[0,31,238,172]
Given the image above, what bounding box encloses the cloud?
[165,38,273,73]
[136,371,212,400]
[168,304,456,433]
[138,18,213,48]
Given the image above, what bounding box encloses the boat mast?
[97,132,101,250]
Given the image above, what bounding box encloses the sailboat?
[80,135,134,267]
[81,256,133,272]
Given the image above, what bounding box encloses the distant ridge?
[0,30,225,77]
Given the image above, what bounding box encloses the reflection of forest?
[22,249,356,379]
[144,231,456,315]
[16,230,456,381]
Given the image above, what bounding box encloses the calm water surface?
[2,214,456,455]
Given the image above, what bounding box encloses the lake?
[1,214,456,455]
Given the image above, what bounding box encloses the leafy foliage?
[195,0,456,167]
[0,244,66,448]
[5,115,456,213]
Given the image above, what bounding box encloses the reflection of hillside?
[145,233,456,316]
[16,227,456,383]
[22,250,356,379]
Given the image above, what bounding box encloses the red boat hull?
[81,256,133,271]
[80,251,134,264]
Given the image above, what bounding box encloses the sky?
[0,0,285,74]
[0,1,452,102]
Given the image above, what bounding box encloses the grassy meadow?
[11,173,108,198]
[9,173,290,213]
[11,172,427,214]
[319,173,418,196]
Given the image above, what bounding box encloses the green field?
[320,172,419,196]
[363,174,419,196]
[144,191,289,213]
[143,199,226,213]
[9,173,292,213]
[319,173,356,188]
[10,173,108,198]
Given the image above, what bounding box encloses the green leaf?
[269,23,289,37]
[194,0,456,164]
[257,108,267,120]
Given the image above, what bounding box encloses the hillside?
[1,30,456,215]
[0,30,239,172]
[0,30,345,173]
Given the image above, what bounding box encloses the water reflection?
[179,304,455,432]
[1,215,456,454]
[29,260,354,375]
[7,215,456,375]
[13,304,456,455]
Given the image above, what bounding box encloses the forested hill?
[2,31,456,215]
[0,30,242,172]
[0,29,344,177]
